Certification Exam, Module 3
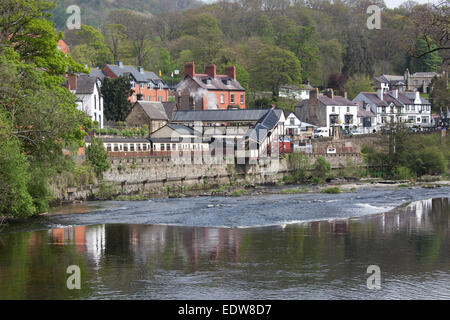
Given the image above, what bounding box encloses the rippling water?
[0,186,449,299]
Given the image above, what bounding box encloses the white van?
[314,127,329,138]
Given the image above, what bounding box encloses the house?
[354,101,377,133]
[353,88,432,128]
[243,108,285,159]
[373,69,442,94]
[149,123,209,153]
[176,62,246,110]
[295,88,359,136]
[279,83,313,100]
[57,39,70,54]
[67,74,104,128]
[102,62,169,103]
[125,101,169,133]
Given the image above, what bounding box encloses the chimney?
[324,88,334,100]
[225,66,236,80]
[310,88,319,101]
[415,91,420,101]
[138,67,144,74]
[118,61,123,68]
[393,89,399,99]
[68,74,77,90]
[377,88,384,101]
[344,91,348,100]
[205,64,216,78]
[185,62,195,78]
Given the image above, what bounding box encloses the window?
[422,117,428,124]
[107,144,112,152]
[347,107,350,113]
[114,144,119,151]
[332,106,335,113]
[94,112,97,121]
[123,144,128,152]
[220,94,224,104]
[240,94,244,105]
[130,144,135,152]
[131,81,135,88]
[158,96,162,102]
[148,96,151,101]
[137,144,142,151]
[290,118,295,125]
[99,115,101,127]
[161,144,165,151]
[230,94,235,104]
[166,144,170,151]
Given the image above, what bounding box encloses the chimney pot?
[138,67,144,73]
[68,74,77,90]
[377,88,384,101]
[205,64,216,78]
[325,88,334,100]
[225,66,236,80]
[118,61,123,68]
[185,62,195,78]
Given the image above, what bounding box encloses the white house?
[68,74,104,128]
[353,88,432,129]
[295,88,359,136]
[279,83,313,101]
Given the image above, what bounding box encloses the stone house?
[125,101,169,133]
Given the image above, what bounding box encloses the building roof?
[245,109,283,143]
[188,74,245,91]
[172,109,270,123]
[357,106,376,118]
[400,92,431,104]
[89,68,106,79]
[411,72,437,78]
[162,101,176,121]
[135,101,169,120]
[75,75,98,94]
[85,136,150,143]
[104,64,165,87]
[317,94,358,106]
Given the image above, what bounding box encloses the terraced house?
[176,62,246,110]
[353,88,432,128]
[102,62,169,103]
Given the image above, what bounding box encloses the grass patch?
[280,187,309,194]
[398,184,409,188]
[231,189,245,197]
[321,187,341,194]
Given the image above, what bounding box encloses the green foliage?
[286,153,311,183]
[321,187,340,194]
[86,138,111,177]
[101,76,133,122]
[0,0,93,217]
[409,38,443,73]
[251,46,302,96]
[363,123,449,179]
[313,156,332,182]
[430,76,450,113]
[344,74,375,100]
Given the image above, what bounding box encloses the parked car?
[314,128,329,138]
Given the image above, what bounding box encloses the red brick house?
[102,62,169,103]
[176,62,246,111]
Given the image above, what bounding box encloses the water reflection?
[0,198,449,299]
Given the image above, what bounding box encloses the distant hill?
[50,0,203,29]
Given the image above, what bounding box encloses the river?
[0,186,449,299]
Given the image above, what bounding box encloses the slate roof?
[172,109,270,123]
[245,109,283,143]
[75,75,98,94]
[89,68,106,79]
[135,101,169,120]
[317,94,357,106]
[85,136,150,143]
[105,64,166,87]
[401,92,431,104]
[357,106,376,118]
[188,74,245,91]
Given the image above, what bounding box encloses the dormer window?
[222,79,231,85]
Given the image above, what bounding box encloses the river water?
[0,186,449,299]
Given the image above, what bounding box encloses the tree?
[0,1,91,217]
[104,24,127,63]
[70,25,113,68]
[251,46,302,96]
[344,75,375,100]
[408,38,443,73]
[313,156,331,182]
[327,73,349,94]
[343,30,375,76]
[101,76,133,122]
[86,137,110,177]
[429,75,450,113]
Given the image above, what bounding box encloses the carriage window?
[114,144,119,151]
[130,144,135,152]
[107,144,112,152]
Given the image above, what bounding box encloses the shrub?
[86,137,111,177]
[313,156,331,181]
[321,187,340,194]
